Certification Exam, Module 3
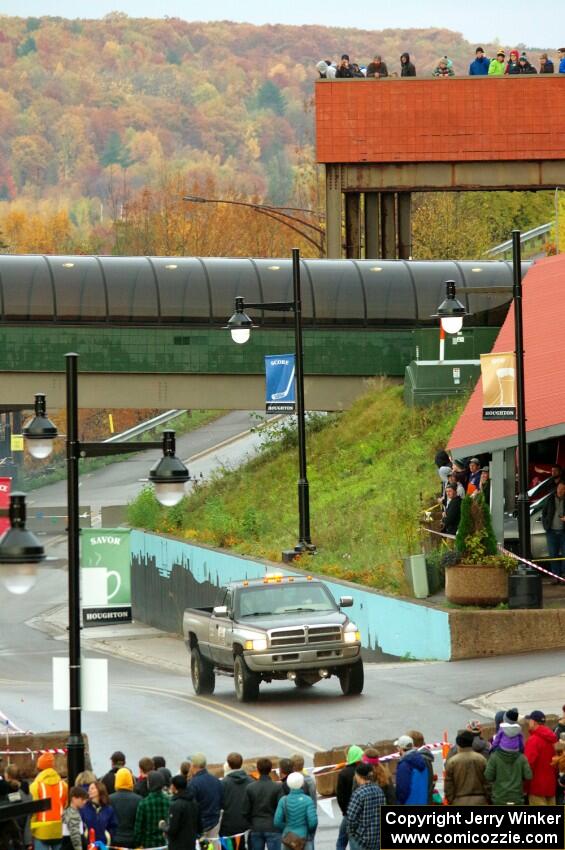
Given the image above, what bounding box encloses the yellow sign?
[10,434,24,452]
[480,351,516,420]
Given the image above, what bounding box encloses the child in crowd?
[62,786,89,850]
[491,709,524,752]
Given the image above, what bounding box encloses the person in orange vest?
[30,752,68,850]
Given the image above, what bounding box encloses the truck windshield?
[237,583,336,617]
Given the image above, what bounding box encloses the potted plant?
[444,493,514,606]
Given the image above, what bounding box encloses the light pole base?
[281,542,317,563]
[66,733,86,786]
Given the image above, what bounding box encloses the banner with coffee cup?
[81,529,132,626]
[480,351,516,420]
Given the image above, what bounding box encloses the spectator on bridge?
[489,50,507,75]
[100,750,127,795]
[161,775,200,850]
[440,483,461,535]
[524,710,558,805]
[274,773,317,850]
[220,752,254,849]
[243,757,283,850]
[134,771,170,848]
[485,732,531,806]
[109,768,142,849]
[291,754,317,805]
[316,60,336,79]
[539,53,554,73]
[400,52,416,76]
[518,54,537,74]
[444,730,489,806]
[469,47,490,75]
[506,50,521,74]
[394,735,429,805]
[432,58,454,77]
[559,49,565,73]
[350,63,366,78]
[336,55,355,78]
[62,787,88,850]
[366,55,388,78]
[30,752,68,850]
[81,781,118,845]
[134,757,154,798]
[542,480,565,580]
[346,764,384,850]
[188,753,223,837]
[336,746,364,850]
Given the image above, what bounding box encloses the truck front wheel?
[191,646,215,695]
[234,655,260,703]
[339,659,364,696]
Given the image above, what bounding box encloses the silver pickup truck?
[183,575,363,702]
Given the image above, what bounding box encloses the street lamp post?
[0,353,190,784]
[226,248,315,560]
[433,230,541,607]
[183,195,325,255]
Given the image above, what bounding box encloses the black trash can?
[508,568,543,609]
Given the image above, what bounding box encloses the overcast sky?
[1,0,562,48]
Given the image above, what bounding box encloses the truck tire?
[234,655,260,703]
[191,646,215,695]
[339,659,364,696]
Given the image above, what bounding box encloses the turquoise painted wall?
[130,530,451,661]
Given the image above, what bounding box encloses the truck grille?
[269,625,342,648]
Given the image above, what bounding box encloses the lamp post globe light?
[22,393,58,459]
[149,429,190,506]
[226,297,255,345]
[0,492,46,595]
[431,280,466,335]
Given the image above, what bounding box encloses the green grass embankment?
[127,381,464,594]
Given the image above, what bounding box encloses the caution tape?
[308,743,450,774]
[105,832,248,850]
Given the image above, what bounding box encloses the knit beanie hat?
[287,772,304,790]
[115,768,133,791]
[147,770,165,792]
[37,752,55,771]
[346,745,364,765]
[504,708,519,723]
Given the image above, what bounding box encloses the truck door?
[209,589,233,667]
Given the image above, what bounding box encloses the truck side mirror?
[213,605,228,617]
[339,596,353,608]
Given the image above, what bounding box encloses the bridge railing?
[486,221,554,260]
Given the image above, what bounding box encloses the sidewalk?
[29,606,565,719]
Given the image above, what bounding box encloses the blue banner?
[265,354,296,413]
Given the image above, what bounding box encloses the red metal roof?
[448,254,565,453]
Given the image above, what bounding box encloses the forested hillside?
[0,15,556,255]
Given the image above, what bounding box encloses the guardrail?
[104,409,186,443]
[487,221,554,258]
[27,506,92,533]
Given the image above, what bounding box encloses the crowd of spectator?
[316,47,565,79]
[434,450,491,536]
[3,710,565,850]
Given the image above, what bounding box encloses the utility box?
[404,554,429,599]
[404,360,481,407]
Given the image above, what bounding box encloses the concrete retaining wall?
[449,608,565,660]
[129,530,452,661]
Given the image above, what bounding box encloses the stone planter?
[445,564,508,606]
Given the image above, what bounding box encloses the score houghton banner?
[381,806,564,849]
[265,353,296,413]
[480,352,517,421]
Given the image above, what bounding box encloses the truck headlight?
[343,623,361,644]
[244,638,268,652]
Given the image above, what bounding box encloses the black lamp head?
[149,430,190,507]
[431,280,467,334]
[22,394,58,459]
[224,297,256,344]
[0,492,46,595]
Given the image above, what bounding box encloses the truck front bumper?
[244,643,361,673]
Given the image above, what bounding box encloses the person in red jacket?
[524,710,558,805]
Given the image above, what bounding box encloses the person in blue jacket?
[469,47,490,75]
[394,736,429,805]
[559,48,565,74]
[81,781,118,844]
